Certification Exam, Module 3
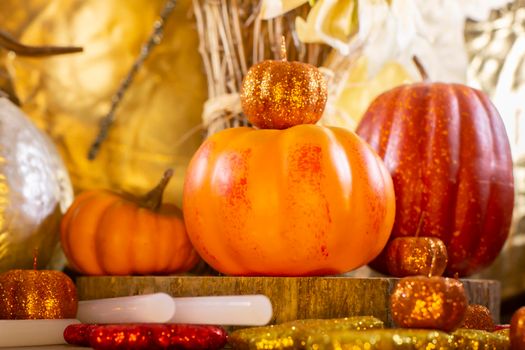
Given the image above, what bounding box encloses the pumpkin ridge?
[153,214,170,274]
[60,192,97,272]
[93,198,127,275]
[442,84,462,251]
[425,84,461,247]
[419,83,434,240]
[449,88,491,275]
[67,193,116,275]
[467,89,513,273]
[395,85,426,237]
[463,89,496,273]
[205,130,257,274]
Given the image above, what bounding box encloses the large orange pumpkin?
[183,125,396,276]
[356,82,514,277]
[61,170,199,275]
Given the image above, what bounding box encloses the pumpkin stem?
[140,169,174,211]
[412,56,430,82]
[33,248,38,270]
[415,211,425,238]
[280,36,287,61]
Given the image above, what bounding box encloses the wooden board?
[77,276,501,326]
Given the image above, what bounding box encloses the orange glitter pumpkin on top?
[240,41,327,129]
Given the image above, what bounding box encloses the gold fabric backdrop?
[2,0,207,206]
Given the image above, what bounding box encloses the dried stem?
[140,169,173,211]
[33,248,38,270]
[413,56,430,81]
[87,0,178,160]
[415,211,425,238]
[0,30,82,56]
[280,36,287,61]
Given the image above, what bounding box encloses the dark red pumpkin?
[356,82,514,276]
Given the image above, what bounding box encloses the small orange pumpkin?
[385,237,448,277]
[460,304,495,332]
[0,269,77,319]
[511,306,525,349]
[390,276,468,332]
[61,170,199,275]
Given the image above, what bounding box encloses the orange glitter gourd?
[390,276,468,332]
[60,170,199,276]
[511,306,525,349]
[183,125,395,276]
[461,304,495,332]
[0,269,77,319]
[240,43,327,129]
[385,237,448,277]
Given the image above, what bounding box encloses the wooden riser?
[77,276,500,327]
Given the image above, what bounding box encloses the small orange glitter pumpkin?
[510,306,525,349]
[61,170,199,276]
[385,237,448,277]
[0,269,77,319]
[390,276,468,332]
[240,43,327,129]
[460,304,495,332]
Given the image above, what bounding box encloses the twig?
[87,0,178,160]
[0,30,82,56]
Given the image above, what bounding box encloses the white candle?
[0,319,79,347]
[77,292,175,324]
[170,294,273,326]
[77,293,273,326]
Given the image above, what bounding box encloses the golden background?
[1,0,207,206]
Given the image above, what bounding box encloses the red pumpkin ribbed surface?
[356,82,514,277]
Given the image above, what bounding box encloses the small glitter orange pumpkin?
[385,237,448,277]
[0,269,77,319]
[460,304,495,331]
[240,44,327,129]
[510,306,525,349]
[390,276,468,332]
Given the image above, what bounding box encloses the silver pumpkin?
[0,97,72,271]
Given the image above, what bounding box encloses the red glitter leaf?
[64,323,228,350]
